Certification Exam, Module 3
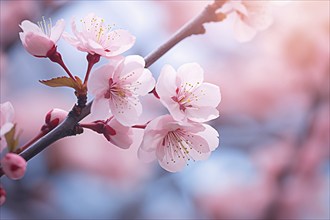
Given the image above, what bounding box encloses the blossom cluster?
[14,12,222,173]
[1,0,275,205]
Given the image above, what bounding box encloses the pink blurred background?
[0,1,329,219]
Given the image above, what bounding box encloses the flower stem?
[132,121,150,129]
[83,53,101,86]
[132,124,147,129]
[150,88,160,99]
[47,46,76,81]
[80,122,104,133]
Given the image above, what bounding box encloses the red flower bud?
[42,108,68,132]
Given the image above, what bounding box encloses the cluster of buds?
[0,103,68,205]
[1,102,27,205]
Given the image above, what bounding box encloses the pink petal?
[62,17,88,52]
[141,131,162,152]
[144,114,173,133]
[22,32,54,56]
[188,150,211,162]
[158,154,186,172]
[50,19,65,43]
[165,101,186,122]
[105,29,136,57]
[112,58,125,81]
[70,16,80,38]
[156,64,177,96]
[19,20,43,35]
[139,115,170,162]
[135,69,155,96]
[197,124,219,151]
[62,32,80,46]
[178,121,206,133]
[107,118,133,149]
[190,83,221,107]
[90,97,111,120]
[177,63,204,87]
[156,64,177,110]
[109,96,142,126]
[156,65,185,120]
[185,106,219,122]
[189,132,210,153]
[88,64,114,96]
[118,55,145,82]
[87,38,106,54]
[139,114,173,150]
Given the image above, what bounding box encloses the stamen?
[37,16,52,37]
[163,129,197,166]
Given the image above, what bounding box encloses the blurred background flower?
[0,0,329,219]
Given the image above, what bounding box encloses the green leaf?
[4,124,19,152]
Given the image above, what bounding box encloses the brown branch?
[144,1,226,68]
[0,1,227,178]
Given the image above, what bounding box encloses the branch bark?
[0,1,227,177]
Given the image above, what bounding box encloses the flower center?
[37,16,52,37]
[162,129,197,165]
[171,82,200,111]
[104,78,129,99]
[80,15,117,47]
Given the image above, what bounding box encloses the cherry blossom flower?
[223,0,273,42]
[82,117,134,149]
[156,63,221,123]
[0,102,15,153]
[88,55,155,126]
[41,108,68,132]
[19,17,65,57]
[1,153,27,180]
[63,13,135,58]
[138,115,219,172]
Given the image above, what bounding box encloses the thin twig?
[144,1,226,68]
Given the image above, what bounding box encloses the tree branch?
[144,1,226,68]
[0,1,227,177]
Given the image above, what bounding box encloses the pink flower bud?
[0,185,6,206]
[1,153,27,180]
[42,108,68,132]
